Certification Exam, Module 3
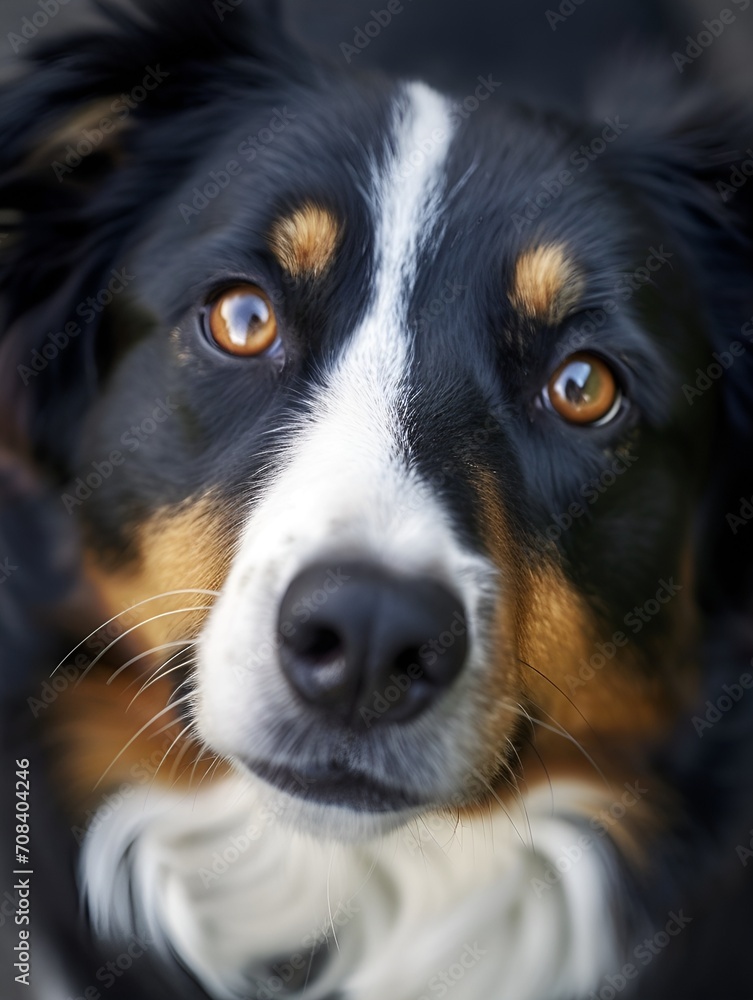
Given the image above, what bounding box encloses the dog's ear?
[0,0,300,471]
[592,64,753,609]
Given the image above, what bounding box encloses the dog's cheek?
[44,670,230,819]
[470,468,697,752]
[83,495,236,654]
[467,466,686,867]
[41,497,239,821]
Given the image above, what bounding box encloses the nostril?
[392,647,423,680]
[293,625,344,666]
[279,622,352,708]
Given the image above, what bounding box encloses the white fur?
[81,772,619,1000]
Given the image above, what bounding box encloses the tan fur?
[516,564,677,740]
[47,669,228,816]
[83,495,233,657]
[464,468,695,860]
[268,203,341,279]
[49,495,238,815]
[509,244,584,325]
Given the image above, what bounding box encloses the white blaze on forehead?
[314,80,456,481]
[364,80,454,359]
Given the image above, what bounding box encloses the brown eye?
[546,353,621,425]
[208,285,278,357]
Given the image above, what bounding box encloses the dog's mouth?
[243,756,424,813]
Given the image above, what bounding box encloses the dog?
[2,1,753,997]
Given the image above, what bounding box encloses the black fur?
[2,1,753,997]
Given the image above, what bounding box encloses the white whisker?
[51,589,219,677]
[128,662,194,709]
[74,609,209,688]
[110,641,196,688]
[501,700,609,791]
[146,722,195,796]
[93,695,193,790]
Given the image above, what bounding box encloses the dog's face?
[3,3,752,845]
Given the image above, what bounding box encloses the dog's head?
[3,0,753,842]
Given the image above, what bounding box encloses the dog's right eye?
[544,352,622,426]
[206,285,279,357]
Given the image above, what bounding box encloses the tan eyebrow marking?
[268,203,342,279]
[509,243,584,326]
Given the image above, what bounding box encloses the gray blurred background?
[0,0,751,103]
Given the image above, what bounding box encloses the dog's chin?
[234,756,427,842]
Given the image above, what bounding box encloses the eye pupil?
[546,353,620,425]
[221,294,270,347]
[562,361,599,404]
[208,284,279,357]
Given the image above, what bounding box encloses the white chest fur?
[81,773,618,1000]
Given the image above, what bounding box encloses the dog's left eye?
[206,285,279,357]
[544,353,622,426]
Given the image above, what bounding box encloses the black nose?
[277,561,468,727]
